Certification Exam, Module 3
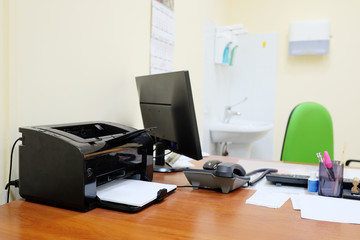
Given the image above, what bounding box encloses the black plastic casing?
[19,121,153,212]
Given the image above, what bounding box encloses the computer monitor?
[136,70,203,172]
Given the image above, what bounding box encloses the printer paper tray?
[96,179,176,212]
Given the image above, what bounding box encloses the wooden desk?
[0,157,358,240]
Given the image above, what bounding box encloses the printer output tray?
[96,179,177,212]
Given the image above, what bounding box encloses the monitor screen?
[136,70,202,172]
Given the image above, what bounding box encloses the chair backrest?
[281,102,334,164]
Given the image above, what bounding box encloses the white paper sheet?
[246,190,290,208]
[97,179,176,207]
[299,195,360,224]
[233,159,360,223]
[290,194,302,210]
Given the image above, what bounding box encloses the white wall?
[225,33,277,159]
[202,21,277,159]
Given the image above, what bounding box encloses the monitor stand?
[154,142,189,173]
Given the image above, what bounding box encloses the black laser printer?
[18,121,159,212]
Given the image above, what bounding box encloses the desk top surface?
[0,156,359,240]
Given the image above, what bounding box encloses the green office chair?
[281,102,334,164]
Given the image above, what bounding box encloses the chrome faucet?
[223,97,247,123]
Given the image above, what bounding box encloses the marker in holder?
[318,161,344,197]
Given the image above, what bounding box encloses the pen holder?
[318,162,344,197]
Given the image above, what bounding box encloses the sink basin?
[210,120,273,144]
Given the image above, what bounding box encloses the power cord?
[246,168,278,186]
[152,150,173,160]
[5,137,22,203]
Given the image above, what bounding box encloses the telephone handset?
[214,162,246,178]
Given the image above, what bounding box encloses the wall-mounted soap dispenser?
[214,24,247,65]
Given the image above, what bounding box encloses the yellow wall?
[0,0,231,200]
[2,0,360,200]
[1,0,10,196]
[229,0,360,160]
[174,1,231,123]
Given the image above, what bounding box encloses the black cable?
[152,150,173,160]
[177,185,218,191]
[152,139,174,160]
[6,137,22,203]
[246,168,278,186]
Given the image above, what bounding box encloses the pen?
[316,152,324,163]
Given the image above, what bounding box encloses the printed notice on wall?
[151,0,175,74]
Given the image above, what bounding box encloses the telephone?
[183,162,277,193]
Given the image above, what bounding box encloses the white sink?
[210,120,273,144]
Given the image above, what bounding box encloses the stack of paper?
[247,190,360,224]
[97,179,176,207]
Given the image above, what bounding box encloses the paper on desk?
[171,155,195,169]
[290,195,301,210]
[97,179,176,207]
[166,152,209,169]
[298,195,360,224]
[246,190,290,208]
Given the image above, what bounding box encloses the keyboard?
[266,173,353,189]
[266,173,309,186]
